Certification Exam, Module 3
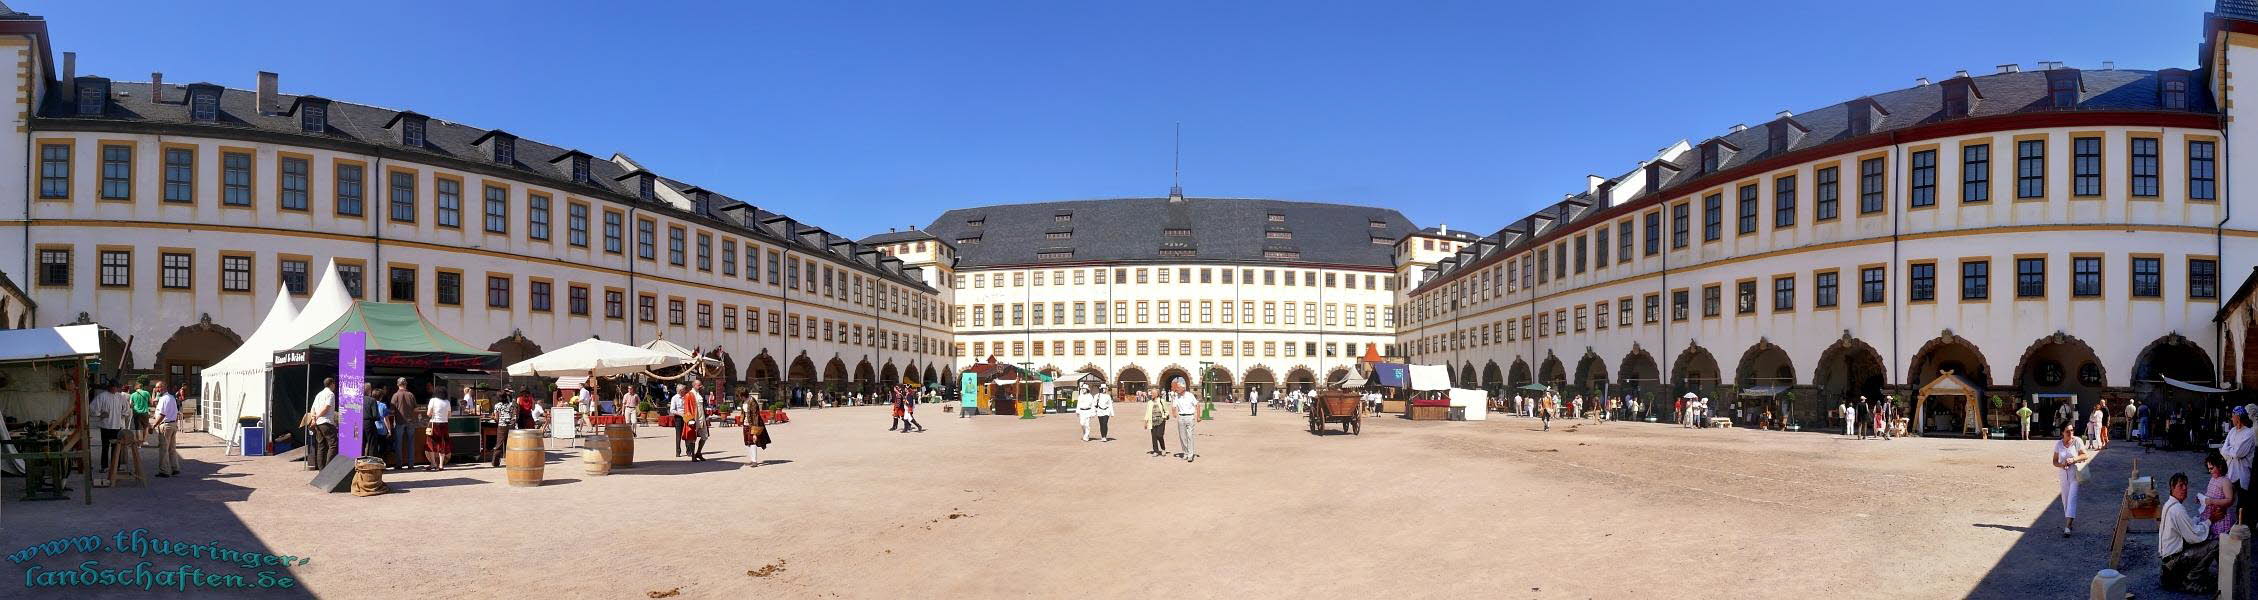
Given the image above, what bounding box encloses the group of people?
[84,377,183,486]
[1075,383,1114,441]
[2054,404,2258,594]
[887,384,927,434]
[1836,396,1898,440]
[1139,378,1200,462]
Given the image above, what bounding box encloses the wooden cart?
[1308,390,1362,435]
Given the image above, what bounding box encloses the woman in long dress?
[743,401,772,468]
[2053,424,2092,536]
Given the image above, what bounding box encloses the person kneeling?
[2159,472,2218,594]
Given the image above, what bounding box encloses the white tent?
[202,261,350,442]
[1407,364,1453,391]
[1448,388,1490,421]
[638,338,722,368]
[0,324,104,422]
[508,337,687,377]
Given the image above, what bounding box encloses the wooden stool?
[105,433,146,488]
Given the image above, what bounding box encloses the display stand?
[2107,457,2162,569]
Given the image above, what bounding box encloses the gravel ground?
[0,405,2222,599]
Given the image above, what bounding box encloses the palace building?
[0,8,954,431]
[1395,5,2258,434]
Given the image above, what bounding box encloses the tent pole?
[78,357,91,506]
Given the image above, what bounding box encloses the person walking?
[1167,378,1200,463]
[1143,385,1171,457]
[743,398,773,468]
[902,391,925,433]
[1094,385,1114,441]
[685,380,709,461]
[2054,424,2091,536]
[670,385,688,457]
[388,379,419,470]
[148,380,181,478]
[487,390,517,467]
[307,378,339,471]
[89,381,130,486]
[129,378,154,448]
[423,383,452,472]
[1842,399,1857,438]
[1247,387,1258,417]
[2090,403,2108,449]
[1076,383,1098,441]
[890,391,907,431]
[2017,402,2034,440]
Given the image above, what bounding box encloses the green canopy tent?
[265,302,500,454]
[1516,383,1553,393]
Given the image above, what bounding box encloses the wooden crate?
[1408,405,1449,421]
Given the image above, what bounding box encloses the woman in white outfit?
[2053,424,2091,536]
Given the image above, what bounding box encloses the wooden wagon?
[1308,390,1362,435]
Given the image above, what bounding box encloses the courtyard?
[0,404,2214,599]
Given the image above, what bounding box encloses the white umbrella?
[507,337,688,377]
[1682,392,1699,399]
[639,337,723,367]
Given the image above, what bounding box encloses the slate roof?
[2222,0,2258,22]
[923,197,1416,269]
[1411,65,2218,295]
[35,79,934,292]
[857,229,944,246]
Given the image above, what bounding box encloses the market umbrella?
[508,337,687,377]
[1516,383,1551,392]
[1683,392,1700,399]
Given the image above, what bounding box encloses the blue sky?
[33,0,2209,239]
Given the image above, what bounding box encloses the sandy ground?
[0,404,2222,599]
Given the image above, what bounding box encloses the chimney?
[1728,123,1747,132]
[60,52,74,99]
[1915,77,1930,87]
[1776,110,1793,119]
[1997,64,2019,74]
[2102,60,2115,70]
[149,72,163,103]
[257,71,279,115]
[1953,70,1969,78]
[1439,224,1448,235]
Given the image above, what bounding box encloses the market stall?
[268,301,500,459]
[203,265,354,447]
[964,360,1053,416]
[0,324,105,504]
[1374,362,1410,413]
[1405,364,1453,421]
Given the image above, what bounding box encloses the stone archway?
[1907,330,1992,435]
[1458,362,1476,388]
[748,351,780,385]
[880,362,900,385]
[1619,345,1662,415]
[1538,352,1566,390]
[1116,365,1150,393]
[2012,331,2105,435]
[487,330,543,371]
[1813,334,1888,420]
[1325,366,1352,387]
[1733,338,1797,426]
[924,365,939,386]
[823,357,850,387]
[1209,368,1238,397]
[1482,360,1504,391]
[1285,366,1316,392]
[1574,351,1609,397]
[1673,343,1722,395]
[1244,366,1277,400]
[2134,333,2219,447]
[1076,365,1107,386]
[853,359,876,386]
[1157,366,1191,391]
[153,315,242,402]
[787,355,816,384]
[1507,358,1532,391]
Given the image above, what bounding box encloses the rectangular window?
[1815,271,1838,308]
[2191,258,2219,299]
[568,203,589,247]
[668,227,686,266]
[1594,228,1610,265]
[695,232,712,271]
[1736,184,1758,234]
[637,219,656,260]
[387,266,415,301]
[1737,280,1757,314]
[605,212,626,254]
[164,148,195,203]
[1909,150,1936,207]
[1773,276,1795,311]
[528,194,550,240]
[277,259,310,295]
[486,275,511,308]
[334,163,363,216]
[1702,284,1721,317]
[278,156,308,210]
[1961,260,1989,300]
[1617,222,1633,263]
[482,185,508,233]
[222,152,252,206]
[2072,257,2101,297]
[160,252,191,289]
[1859,267,1885,304]
[1671,290,1689,321]
[2072,137,2101,196]
[2191,141,2218,201]
[2016,258,2046,298]
[100,144,132,200]
[389,171,416,222]
[1698,191,1716,239]
[1671,203,1689,248]
[38,144,69,199]
[99,250,131,287]
[1643,212,1660,256]
[668,299,685,326]
[569,285,589,316]
[2129,137,2159,197]
[1574,236,1588,272]
[529,281,552,312]
[338,264,363,298]
[2017,140,2046,198]
[1859,157,1885,213]
[435,274,462,306]
[1908,262,1935,302]
[1774,175,1797,227]
[2130,257,2160,298]
[721,239,737,276]
[639,295,657,323]
[435,178,461,227]
[602,291,624,319]
[220,255,250,292]
[1815,166,1840,220]
[1961,144,1990,203]
[1619,296,1634,326]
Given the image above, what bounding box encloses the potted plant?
[1782,390,1800,431]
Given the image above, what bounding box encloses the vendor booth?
[0,324,105,504]
[964,360,1053,416]
[204,266,355,447]
[1374,363,1410,413]
[1448,388,1489,421]
[268,302,500,458]
[1914,370,1981,436]
[1405,364,1453,421]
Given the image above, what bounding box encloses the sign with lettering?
[336,332,367,459]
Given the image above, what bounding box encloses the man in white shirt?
[423,387,453,472]
[670,385,688,457]
[89,381,131,484]
[1075,384,1098,441]
[150,381,182,477]
[1246,387,1257,417]
[2222,409,2255,529]
[307,378,338,470]
[2158,472,2217,593]
[1169,378,1200,463]
[1094,386,1115,442]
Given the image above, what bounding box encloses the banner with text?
[336,331,367,459]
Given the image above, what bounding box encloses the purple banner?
[336,331,368,459]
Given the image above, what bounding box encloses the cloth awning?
[1737,385,1789,398]
[1516,383,1551,393]
[277,301,500,370]
[509,338,685,377]
[554,376,588,391]
[1374,363,1409,388]
[1408,364,1452,391]
[638,338,723,368]
[2162,375,2233,394]
[0,324,102,364]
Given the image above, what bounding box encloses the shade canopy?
[1737,385,1790,398]
[1516,383,1552,392]
[2161,375,2232,394]
[509,337,687,377]
[276,302,500,370]
[1407,364,1452,391]
[1374,363,1409,388]
[0,324,102,364]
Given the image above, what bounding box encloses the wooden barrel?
[505,430,544,487]
[604,424,634,468]
[581,443,611,476]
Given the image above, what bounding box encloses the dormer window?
[1849,105,1872,135]
[2161,71,2189,109]
[300,102,326,133]
[189,89,219,122]
[638,175,655,201]
[1163,228,1192,237]
[966,218,984,227]
[1054,212,1072,222]
[2048,77,2078,108]
[571,155,591,184]
[75,78,107,116]
[1699,144,1719,172]
[495,137,515,164]
[1940,79,1980,119]
[403,119,426,147]
[1368,219,1386,228]
[1266,231,1293,240]
[1266,213,1285,223]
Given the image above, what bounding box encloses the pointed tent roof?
[205,284,302,376]
[638,337,721,367]
[280,302,499,370]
